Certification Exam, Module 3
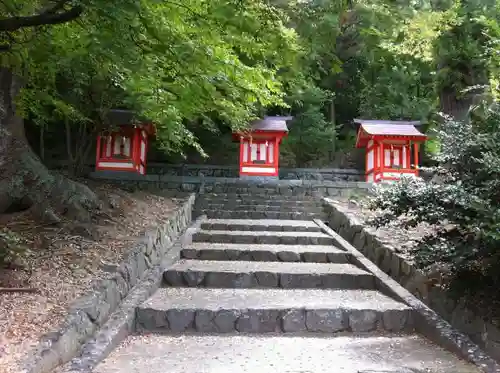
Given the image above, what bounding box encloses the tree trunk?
[0,67,100,223]
[439,89,476,120]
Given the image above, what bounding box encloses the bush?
[367,102,500,312]
[0,228,28,266]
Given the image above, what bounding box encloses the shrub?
[0,228,28,266]
[367,102,500,312]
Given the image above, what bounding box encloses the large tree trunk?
[0,67,100,223]
[439,88,481,120]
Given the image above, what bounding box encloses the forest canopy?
[0,0,499,218]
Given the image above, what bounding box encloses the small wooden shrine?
[354,119,427,182]
[232,116,291,178]
[95,110,156,175]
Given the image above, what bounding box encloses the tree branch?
[0,287,38,293]
[0,1,83,33]
[45,0,73,14]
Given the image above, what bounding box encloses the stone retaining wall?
[146,163,364,181]
[21,194,196,373]
[322,198,500,363]
[50,162,364,181]
[89,171,372,198]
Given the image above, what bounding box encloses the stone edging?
[50,161,365,181]
[320,198,500,373]
[89,172,373,198]
[19,194,197,373]
[58,214,206,373]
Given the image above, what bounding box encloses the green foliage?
[358,53,435,120]
[367,102,500,310]
[3,0,301,156]
[353,1,438,120]
[0,228,28,265]
[480,2,500,100]
[428,0,499,110]
[282,84,336,166]
[272,0,345,166]
[2,0,500,169]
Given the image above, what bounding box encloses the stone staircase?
[95,192,480,373]
[193,192,324,220]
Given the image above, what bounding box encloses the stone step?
[95,333,479,373]
[197,197,321,207]
[164,260,374,289]
[194,209,323,220]
[136,288,414,333]
[200,219,322,232]
[192,229,334,245]
[198,203,321,213]
[200,194,322,202]
[181,243,350,263]
[202,189,315,198]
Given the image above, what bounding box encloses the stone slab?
[94,333,479,373]
[54,214,207,373]
[315,218,500,372]
[201,192,320,201]
[201,219,322,232]
[136,288,413,333]
[164,260,375,289]
[198,197,322,207]
[181,243,350,263]
[18,194,197,373]
[141,287,410,313]
[200,203,321,213]
[195,209,323,220]
[192,229,334,245]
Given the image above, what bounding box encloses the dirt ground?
[331,198,435,259]
[0,180,181,373]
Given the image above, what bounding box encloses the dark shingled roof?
[360,124,425,137]
[105,109,150,126]
[354,118,425,137]
[354,119,426,148]
[250,116,291,132]
[354,119,423,126]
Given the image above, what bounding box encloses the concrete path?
[95,193,481,372]
[95,333,476,373]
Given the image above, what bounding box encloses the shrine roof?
[106,109,150,127]
[360,124,424,137]
[250,116,291,132]
[103,109,156,136]
[354,119,426,147]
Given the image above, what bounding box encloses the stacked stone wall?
[21,195,196,373]
[89,171,372,199]
[323,199,500,363]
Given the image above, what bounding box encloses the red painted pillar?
[378,142,384,180]
[406,142,411,170]
[413,142,419,175]
[95,135,102,170]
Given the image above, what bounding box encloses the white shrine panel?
[241,166,276,174]
[384,149,391,167]
[123,137,131,157]
[242,142,249,162]
[140,138,146,162]
[113,137,121,155]
[393,149,400,167]
[259,143,266,161]
[250,144,258,161]
[367,149,374,170]
[105,136,112,157]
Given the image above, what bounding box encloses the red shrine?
[95,110,156,175]
[354,119,427,183]
[232,116,291,178]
